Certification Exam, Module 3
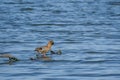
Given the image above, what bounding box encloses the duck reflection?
[30,55,52,61]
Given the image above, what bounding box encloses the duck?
[0,54,18,61]
[35,40,54,57]
[50,49,62,55]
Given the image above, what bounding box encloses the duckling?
[50,49,62,55]
[35,40,54,57]
[0,54,18,61]
[57,49,62,55]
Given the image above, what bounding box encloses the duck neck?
[47,42,52,48]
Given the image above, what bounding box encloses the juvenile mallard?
[50,49,62,55]
[0,54,18,61]
[35,40,54,57]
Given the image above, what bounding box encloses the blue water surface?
[0,0,120,80]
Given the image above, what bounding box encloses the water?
[0,0,120,80]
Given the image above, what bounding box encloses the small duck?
[35,40,54,57]
[0,54,18,61]
[50,49,62,55]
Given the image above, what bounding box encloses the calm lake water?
[0,0,120,80]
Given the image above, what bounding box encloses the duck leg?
[36,53,41,59]
[42,53,47,58]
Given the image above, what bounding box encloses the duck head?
[49,40,54,45]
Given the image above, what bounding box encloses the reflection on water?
[0,0,120,80]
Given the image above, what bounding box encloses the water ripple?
[0,0,120,80]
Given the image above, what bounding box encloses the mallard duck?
[35,40,54,57]
[0,54,18,61]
